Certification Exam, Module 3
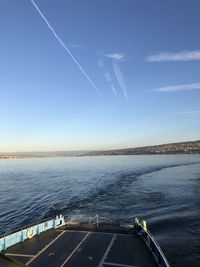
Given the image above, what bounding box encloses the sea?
[0,154,200,267]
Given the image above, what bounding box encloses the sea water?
[0,154,200,266]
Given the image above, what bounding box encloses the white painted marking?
[98,234,117,267]
[103,263,138,267]
[5,253,34,258]
[26,230,66,265]
[66,230,133,237]
[63,230,89,234]
[60,232,90,267]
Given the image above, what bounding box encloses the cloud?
[146,50,200,62]
[104,71,112,83]
[97,58,105,68]
[153,83,200,92]
[98,52,128,99]
[106,53,126,62]
[110,84,117,96]
[113,60,128,100]
[97,57,117,96]
[104,52,128,99]
[30,0,101,96]
[104,70,117,96]
[174,110,200,115]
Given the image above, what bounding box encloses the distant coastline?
[0,155,30,160]
[0,140,200,159]
[82,140,200,156]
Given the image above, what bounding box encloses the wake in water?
[0,155,200,267]
[43,161,200,222]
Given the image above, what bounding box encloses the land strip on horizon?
[0,140,200,159]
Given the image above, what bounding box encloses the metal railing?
[88,214,113,226]
[65,214,113,227]
[134,218,170,267]
[0,217,53,238]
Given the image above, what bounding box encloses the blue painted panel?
[0,238,4,251]
[37,219,54,234]
[0,216,65,252]
[4,231,22,249]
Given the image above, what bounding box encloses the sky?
[0,0,200,152]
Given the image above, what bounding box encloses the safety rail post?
[3,236,6,250]
[96,214,99,227]
[143,220,147,231]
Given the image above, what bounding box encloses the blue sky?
[0,0,200,152]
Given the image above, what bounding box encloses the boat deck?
[1,226,158,267]
[0,229,157,267]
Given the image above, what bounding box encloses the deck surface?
[1,229,158,267]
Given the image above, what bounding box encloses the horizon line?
[1,138,199,154]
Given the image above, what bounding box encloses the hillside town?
[84,140,200,156]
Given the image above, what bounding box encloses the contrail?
[30,0,101,97]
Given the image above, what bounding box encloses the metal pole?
[96,214,99,227]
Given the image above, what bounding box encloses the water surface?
[0,154,200,266]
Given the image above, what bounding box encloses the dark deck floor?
[1,229,158,267]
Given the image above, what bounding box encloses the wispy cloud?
[104,71,112,83]
[146,50,200,62]
[97,57,117,96]
[104,70,117,96]
[110,84,117,96]
[104,52,128,100]
[97,52,128,99]
[113,60,128,100]
[153,83,200,93]
[106,53,126,62]
[30,0,101,96]
[174,110,200,115]
[97,58,105,68]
